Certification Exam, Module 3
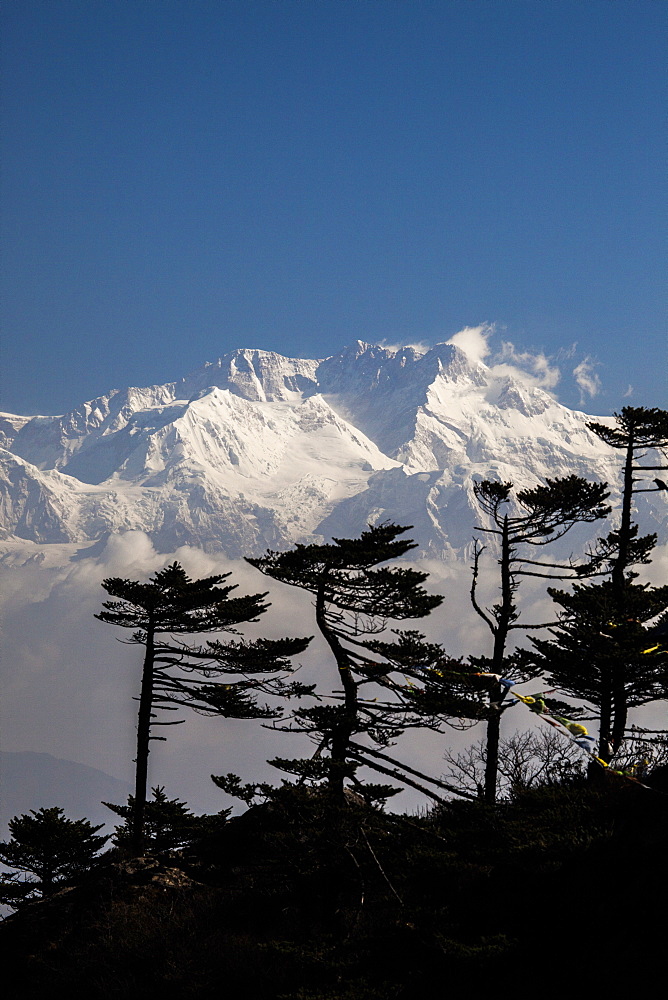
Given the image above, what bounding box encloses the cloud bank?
[0,532,537,817]
[443,325,604,403]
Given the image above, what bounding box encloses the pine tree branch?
[514,569,593,580]
[507,620,560,629]
[346,749,444,803]
[470,542,494,631]
[348,742,478,800]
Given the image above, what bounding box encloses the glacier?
[2,340,664,558]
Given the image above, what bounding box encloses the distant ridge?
[0,751,131,835]
[0,343,665,557]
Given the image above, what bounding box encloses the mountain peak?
[426,342,486,380]
[2,339,665,558]
[179,349,320,403]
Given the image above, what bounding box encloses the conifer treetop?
[0,807,109,902]
[587,406,668,450]
[473,475,610,542]
[96,561,270,633]
[534,579,668,714]
[247,522,442,621]
[94,560,310,855]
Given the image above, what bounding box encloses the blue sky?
[1,0,665,416]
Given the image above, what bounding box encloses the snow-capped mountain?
[1,342,665,558]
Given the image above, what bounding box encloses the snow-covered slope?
[1,343,665,556]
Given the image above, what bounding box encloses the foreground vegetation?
[1,771,667,998]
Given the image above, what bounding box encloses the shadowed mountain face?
[1,343,666,556]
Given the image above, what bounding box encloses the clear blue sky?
[1,0,665,416]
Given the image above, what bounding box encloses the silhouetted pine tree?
[96,562,310,853]
[532,580,668,762]
[0,807,109,908]
[586,406,668,594]
[244,524,453,803]
[468,475,610,800]
[104,786,229,852]
[535,407,668,761]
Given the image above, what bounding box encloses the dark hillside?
[2,776,666,998]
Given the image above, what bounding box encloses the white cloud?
[377,326,603,406]
[572,357,602,404]
[488,340,561,392]
[446,332,601,404]
[445,324,494,364]
[4,526,668,819]
[0,532,519,815]
[623,384,634,398]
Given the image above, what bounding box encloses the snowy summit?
[0,343,665,558]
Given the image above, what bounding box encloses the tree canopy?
[244,523,458,803]
[0,807,109,907]
[468,474,610,800]
[96,561,310,853]
[535,407,668,761]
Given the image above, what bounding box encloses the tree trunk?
[612,428,635,597]
[132,622,155,854]
[610,663,628,754]
[316,578,357,800]
[484,702,501,803]
[484,518,514,803]
[608,427,634,762]
[597,659,613,765]
[40,868,54,897]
